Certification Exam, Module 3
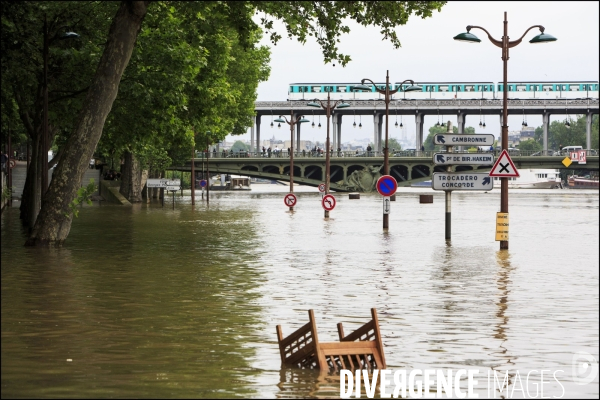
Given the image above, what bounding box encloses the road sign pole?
[446,127,453,241]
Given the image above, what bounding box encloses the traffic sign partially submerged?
[318,183,326,193]
[376,175,398,197]
[433,153,494,166]
[432,172,494,191]
[434,134,495,146]
[322,194,336,211]
[489,150,520,177]
[284,193,297,207]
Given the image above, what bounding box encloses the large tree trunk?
[119,151,146,202]
[19,132,42,230]
[26,1,149,246]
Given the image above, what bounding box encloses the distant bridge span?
[171,152,599,192]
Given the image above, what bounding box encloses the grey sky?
[228,1,599,146]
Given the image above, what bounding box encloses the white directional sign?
[432,172,494,191]
[383,197,391,215]
[489,150,520,177]
[166,186,180,191]
[147,179,181,188]
[433,153,494,166]
[433,134,495,146]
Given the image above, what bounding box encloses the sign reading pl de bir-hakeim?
[433,153,494,166]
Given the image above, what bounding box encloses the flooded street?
[1,186,598,398]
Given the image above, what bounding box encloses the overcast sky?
[228,1,599,145]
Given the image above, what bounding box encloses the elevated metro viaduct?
[250,98,599,155]
[173,154,599,192]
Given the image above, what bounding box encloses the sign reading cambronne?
[432,172,494,191]
[433,153,494,166]
[434,134,495,146]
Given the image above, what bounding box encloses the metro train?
[288,81,599,101]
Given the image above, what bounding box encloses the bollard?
[349,193,360,199]
[420,194,433,203]
[390,194,396,201]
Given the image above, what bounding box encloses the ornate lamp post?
[307,93,349,218]
[454,12,556,250]
[274,112,309,211]
[352,71,420,229]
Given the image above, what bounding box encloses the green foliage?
[66,179,96,218]
[533,115,599,150]
[1,185,12,203]
[231,140,249,152]
[517,139,542,152]
[388,138,402,152]
[254,1,446,66]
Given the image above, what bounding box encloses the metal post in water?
[445,121,453,240]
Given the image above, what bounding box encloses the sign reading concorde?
[433,153,494,166]
[434,134,495,146]
[432,172,494,191]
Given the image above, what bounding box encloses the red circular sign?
[322,194,336,211]
[376,175,398,197]
[284,193,297,207]
[318,183,326,193]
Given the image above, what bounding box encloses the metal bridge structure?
[175,151,599,192]
[249,98,599,154]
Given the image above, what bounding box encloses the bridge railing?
[193,148,598,160]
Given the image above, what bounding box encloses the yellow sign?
[562,157,572,167]
[495,212,509,241]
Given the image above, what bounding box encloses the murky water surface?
[2,186,598,398]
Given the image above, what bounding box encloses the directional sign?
[376,175,398,197]
[489,149,520,177]
[199,179,207,188]
[318,183,326,193]
[147,179,169,188]
[434,134,495,146]
[322,194,336,211]
[166,179,181,186]
[432,172,494,191]
[433,153,494,166]
[166,186,180,191]
[383,197,391,215]
[284,193,297,207]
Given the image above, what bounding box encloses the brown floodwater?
[1,186,598,398]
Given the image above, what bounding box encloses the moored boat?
[493,168,563,189]
[567,175,599,189]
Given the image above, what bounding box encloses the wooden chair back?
[276,309,321,369]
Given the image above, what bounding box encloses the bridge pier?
[587,111,594,151]
[250,115,255,153]
[456,111,466,151]
[332,114,338,152]
[256,115,261,155]
[543,111,550,154]
[374,113,383,152]
[296,115,301,155]
[337,113,342,153]
[415,112,424,151]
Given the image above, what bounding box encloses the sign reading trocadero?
[432,172,494,191]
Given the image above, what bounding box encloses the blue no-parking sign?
[376,175,397,197]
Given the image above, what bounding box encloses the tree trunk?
[119,151,145,202]
[19,133,42,230]
[26,1,149,246]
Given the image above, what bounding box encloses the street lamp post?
[308,93,349,218]
[454,12,556,250]
[274,111,309,211]
[352,71,420,229]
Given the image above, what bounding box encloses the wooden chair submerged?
[276,308,386,375]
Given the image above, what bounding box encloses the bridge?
[172,151,599,192]
[248,98,599,154]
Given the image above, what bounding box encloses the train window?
[312,86,321,92]
[483,86,488,91]
[542,85,553,91]
[517,85,526,92]
[465,85,474,92]
[439,85,449,92]
[338,86,347,92]
[569,85,580,91]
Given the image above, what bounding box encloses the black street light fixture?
[274,112,309,210]
[307,93,349,218]
[454,11,556,250]
[352,71,420,229]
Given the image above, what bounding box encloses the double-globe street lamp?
[274,112,309,211]
[307,93,349,218]
[454,12,556,250]
[352,71,421,229]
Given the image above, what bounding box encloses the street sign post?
[432,172,494,191]
[433,133,495,146]
[383,197,391,215]
[376,175,398,197]
[433,153,494,166]
[284,193,297,208]
[489,150,520,177]
[322,194,336,211]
